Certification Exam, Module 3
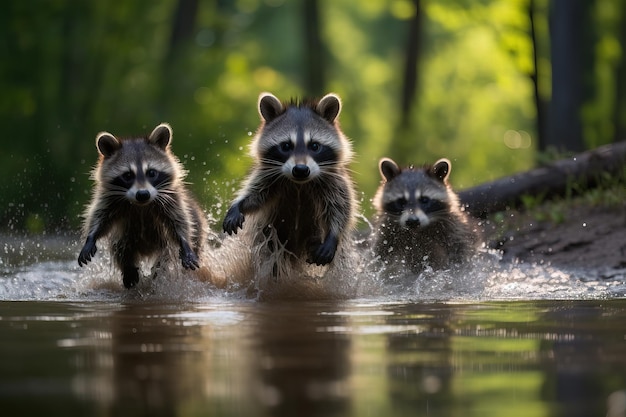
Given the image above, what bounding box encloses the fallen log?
[458,141,626,217]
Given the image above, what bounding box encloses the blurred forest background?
[2,0,625,233]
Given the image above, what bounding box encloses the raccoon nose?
[405,215,421,228]
[292,164,310,180]
[135,189,151,203]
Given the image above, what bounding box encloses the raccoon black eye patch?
[149,170,170,187]
[384,199,405,215]
[308,141,321,152]
[111,171,135,188]
[420,198,446,213]
[263,144,291,163]
[310,144,336,164]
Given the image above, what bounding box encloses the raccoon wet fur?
[77,123,207,288]
[222,92,357,280]
[372,157,478,274]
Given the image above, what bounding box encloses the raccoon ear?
[258,93,284,122]
[96,133,121,158]
[148,123,172,150]
[316,93,341,123]
[431,158,451,182]
[379,158,401,181]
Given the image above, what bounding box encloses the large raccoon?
[373,157,478,273]
[77,123,207,288]
[222,92,357,276]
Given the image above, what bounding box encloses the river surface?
[1,234,626,417]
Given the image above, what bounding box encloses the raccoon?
[222,92,357,275]
[373,157,478,273]
[77,123,207,288]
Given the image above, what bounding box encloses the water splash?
[0,233,624,302]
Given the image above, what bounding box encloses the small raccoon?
[222,92,357,273]
[77,123,207,288]
[373,157,478,273]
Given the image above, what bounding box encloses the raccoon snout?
[404,215,421,228]
[292,164,310,180]
[135,189,152,203]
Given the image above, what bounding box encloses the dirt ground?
[480,197,626,280]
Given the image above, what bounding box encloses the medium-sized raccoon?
[373,157,478,273]
[77,123,207,288]
[222,92,357,276]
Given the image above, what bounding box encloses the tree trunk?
[458,141,626,217]
[528,0,547,152]
[547,0,590,152]
[158,0,198,120]
[399,0,422,129]
[168,0,199,52]
[303,0,325,96]
[614,3,626,142]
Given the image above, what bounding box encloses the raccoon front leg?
[166,209,201,270]
[178,237,199,270]
[310,233,339,266]
[308,183,353,266]
[78,234,98,267]
[223,175,271,234]
[223,200,246,235]
[78,213,113,266]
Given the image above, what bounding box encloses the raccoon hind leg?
[308,233,338,266]
[113,242,141,289]
[122,265,140,288]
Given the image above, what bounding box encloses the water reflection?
[252,302,352,416]
[0,300,625,417]
[382,305,453,416]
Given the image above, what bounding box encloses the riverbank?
[481,186,626,280]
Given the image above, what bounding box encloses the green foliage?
[0,0,623,232]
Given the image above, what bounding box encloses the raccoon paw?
[309,235,338,266]
[180,248,200,270]
[223,204,245,235]
[78,238,97,267]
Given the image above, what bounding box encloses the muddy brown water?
[1,235,625,416]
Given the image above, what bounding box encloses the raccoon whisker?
[318,171,351,183]
[437,215,464,227]
[258,158,284,167]
[155,193,178,205]
[249,171,284,191]
[255,169,283,185]
[316,164,353,175]
[155,187,179,196]
[155,199,177,212]
[335,166,359,176]
[102,192,127,200]
[155,189,177,200]
[257,165,283,175]
[103,196,127,207]
[103,185,129,193]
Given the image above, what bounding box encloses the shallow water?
[1,234,626,416]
